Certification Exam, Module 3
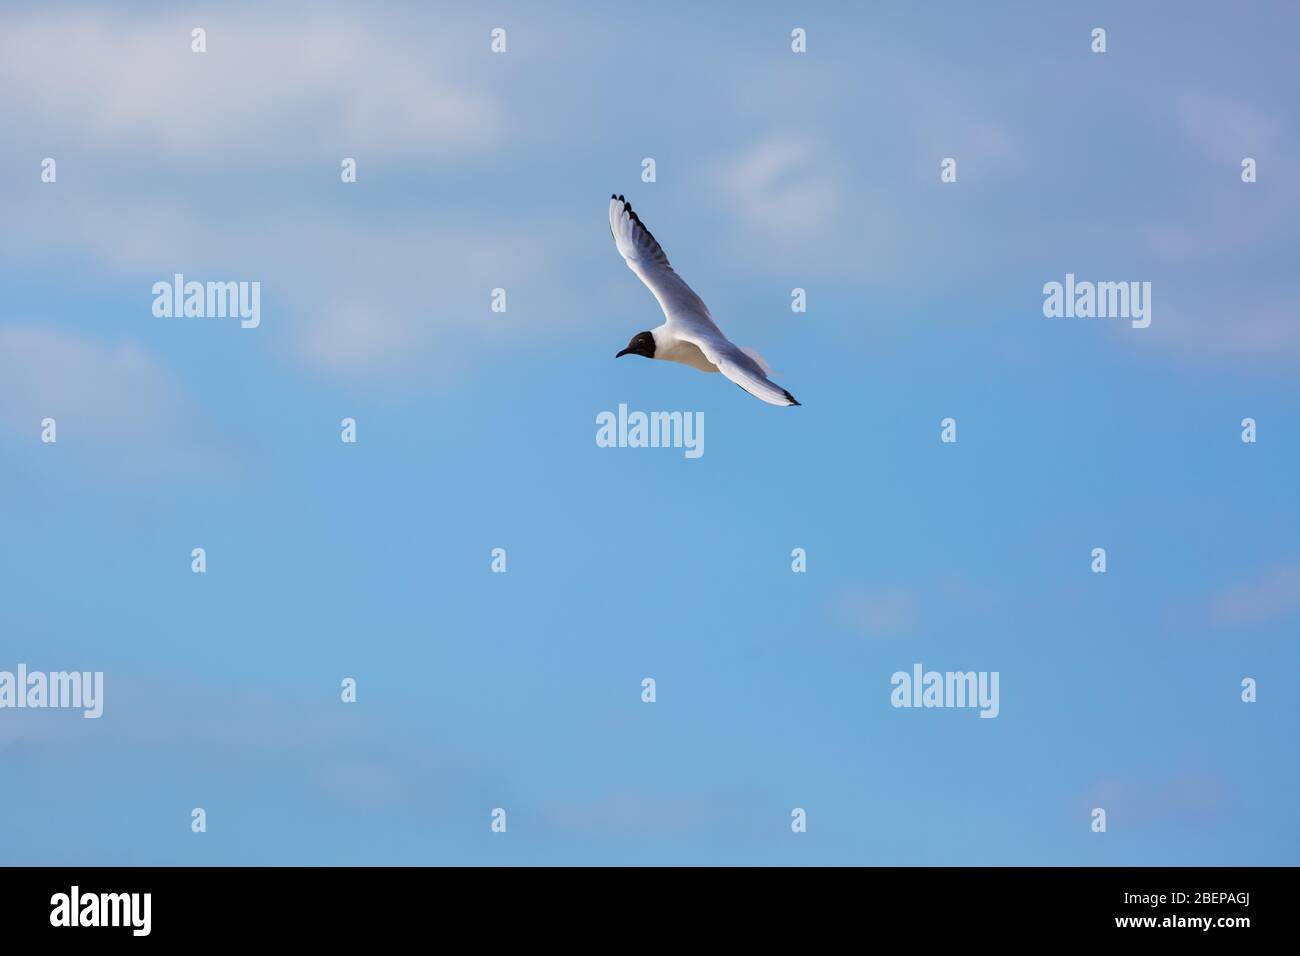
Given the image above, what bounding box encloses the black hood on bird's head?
[616,331,656,359]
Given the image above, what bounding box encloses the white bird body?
[609,195,800,406]
[651,333,716,373]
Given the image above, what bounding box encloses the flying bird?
[609,194,800,406]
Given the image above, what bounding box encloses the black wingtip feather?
[623,201,657,243]
[609,194,663,255]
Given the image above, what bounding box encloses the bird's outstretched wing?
[608,195,722,337]
[680,329,801,406]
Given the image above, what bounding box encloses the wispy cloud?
[0,325,229,477]
[832,574,997,639]
[1165,561,1300,633]
[2,186,587,389]
[1202,562,1300,629]
[1084,767,1231,826]
[0,671,480,811]
[835,588,920,638]
[0,325,178,434]
[1175,91,1291,169]
[716,136,840,244]
[0,11,505,162]
[0,4,595,389]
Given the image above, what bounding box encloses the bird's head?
[616,330,656,359]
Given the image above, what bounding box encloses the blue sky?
[1,1,1297,865]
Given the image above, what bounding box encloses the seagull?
[609,194,800,406]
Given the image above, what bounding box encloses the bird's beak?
[615,348,631,358]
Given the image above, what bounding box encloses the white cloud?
[300,302,421,378]
[0,325,180,434]
[0,10,504,161]
[1175,92,1290,168]
[0,3,586,389]
[1204,562,1300,629]
[1085,768,1229,825]
[1150,291,1300,361]
[836,588,919,638]
[718,137,839,242]
[2,188,588,386]
[1164,561,1300,633]
[0,324,228,477]
[709,134,915,279]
